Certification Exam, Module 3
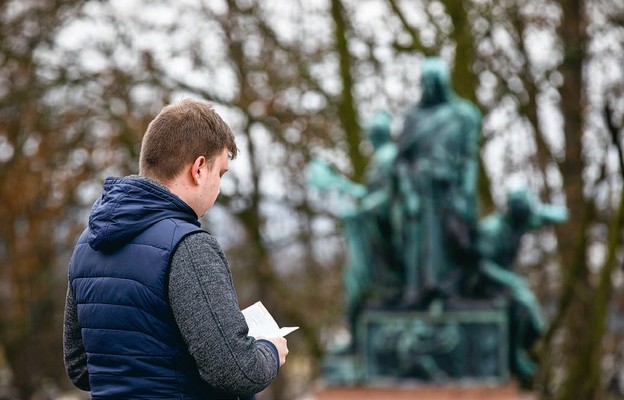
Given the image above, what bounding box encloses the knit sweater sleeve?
[62,283,91,391]
[169,232,279,396]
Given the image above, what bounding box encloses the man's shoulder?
[176,230,223,253]
[178,230,212,243]
[170,231,229,276]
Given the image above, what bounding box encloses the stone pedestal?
[322,300,509,386]
[360,307,508,383]
[302,383,533,400]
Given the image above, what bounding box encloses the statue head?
[364,111,393,149]
[505,187,569,229]
[420,57,453,107]
[506,188,534,228]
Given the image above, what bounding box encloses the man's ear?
[191,156,206,185]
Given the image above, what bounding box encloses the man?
[394,57,482,306]
[476,187,568,382]
[308,111,401,351]
[63,98,288,399]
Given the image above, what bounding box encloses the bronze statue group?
[309,57,568,384]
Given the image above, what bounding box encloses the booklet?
[242,301,299,338]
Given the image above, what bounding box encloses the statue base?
[322,299,509,386]
[302,382,531,400]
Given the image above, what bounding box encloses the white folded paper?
[242,301,299,338]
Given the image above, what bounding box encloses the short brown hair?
[139,99,238,182]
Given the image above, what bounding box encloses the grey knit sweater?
[63,178,279,399]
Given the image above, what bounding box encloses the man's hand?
[263,337,289,366]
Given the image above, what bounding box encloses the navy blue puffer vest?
[69,177,218,399]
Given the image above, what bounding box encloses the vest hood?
[87,176,200,251]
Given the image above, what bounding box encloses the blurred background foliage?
[0,0,623,399]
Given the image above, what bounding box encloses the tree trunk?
[330,0,366,181]
[539,1,598,399]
